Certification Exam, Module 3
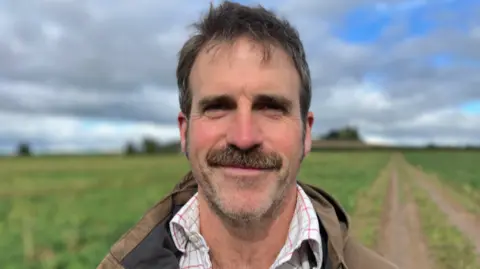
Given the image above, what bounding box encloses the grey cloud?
[0,111,181,154]
[0,0,204,125]
[0,0,479,147]
[0,81,180,124]
[0,0,201,92]
[303,1,480,137]
[315,106,480,145]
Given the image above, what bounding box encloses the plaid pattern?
[169,184,323,269]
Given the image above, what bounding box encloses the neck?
[198,185,298,269]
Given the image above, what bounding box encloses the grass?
[404,151,480,214]
[408,180,479,269]
[348,156,394,248]
[298,151,390,213]
[0,152,390,269]
[0,155,189,269]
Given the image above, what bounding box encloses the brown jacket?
[97,171,397,269]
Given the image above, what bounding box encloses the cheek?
[265,133,304,165]
[188,121,226,153]
[262,120,303,149]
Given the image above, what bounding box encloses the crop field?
[405,151,480,214]
[0,151,479,269]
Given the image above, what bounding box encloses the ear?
[303,111,314,156]
[178,112,188,155]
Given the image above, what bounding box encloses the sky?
[0,0,479,154]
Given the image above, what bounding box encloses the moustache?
[206,146,282,170]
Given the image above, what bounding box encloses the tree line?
[123,137,181,155]
[13,138,182,157]
[12,126,363,157]
[14,125,479,157]
[318,126,362,141]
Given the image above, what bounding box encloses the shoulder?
[297,182,397,269]
[96,172,198,269]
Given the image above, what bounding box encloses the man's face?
[178,37,314,223]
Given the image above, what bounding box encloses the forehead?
[189,37,301,101]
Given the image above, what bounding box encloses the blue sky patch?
[460,100,480,114]
[335,6,391,43]
[335,0,477,44]
[429,54,453,68]
[406,6,436,36]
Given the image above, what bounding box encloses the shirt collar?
[169,184,323,266]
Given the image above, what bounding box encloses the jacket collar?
[298,181,349,268]
[170,172,349,267]
[111,171,349,269]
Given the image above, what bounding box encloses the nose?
[226,108,262,151]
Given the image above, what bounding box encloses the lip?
[219,167,269,177]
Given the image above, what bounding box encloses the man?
[97,2,397,269]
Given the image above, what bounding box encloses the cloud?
[307,77,480,146]
[0,0,479,153]
[364,109,480,146]
[0,0,199,91]
[298,0,480,144]
[0,112,180,154]
[0,80,180,123]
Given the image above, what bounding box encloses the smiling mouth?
[217,166,272,176]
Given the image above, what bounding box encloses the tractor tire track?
[378,170,433,269]
[415,175,480,260]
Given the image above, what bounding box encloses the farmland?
[405,151,480,214]
[0,151,479,268]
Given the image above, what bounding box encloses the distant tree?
[426,143,437,149]
[320,126,362,141]
[464,144,479,150]
[141,137,160,154]
[124,141,138,155]
[157,142,182,153]
[322,130,340,140]
[17,142,32,157]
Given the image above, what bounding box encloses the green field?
[404,151,480,212]
[1,151,479,269]
[0,152,390,268]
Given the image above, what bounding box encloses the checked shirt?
[169,184,323,269]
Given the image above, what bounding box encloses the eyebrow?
[253,94,293,113]
[198,94,236,111]
[197,93,293,113]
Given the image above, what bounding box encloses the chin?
[218,193,274,221]
[214,178,281,217]
[198,166,293,221]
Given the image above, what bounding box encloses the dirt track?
[415,174,480,260]
[378,170,433,269]
[377,156,480,268]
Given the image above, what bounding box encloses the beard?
[184,119,306,228]
[191,144,298,229]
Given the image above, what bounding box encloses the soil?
[377,170,433,269]
[415,175,480,261]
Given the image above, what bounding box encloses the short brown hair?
[176,1,311,123]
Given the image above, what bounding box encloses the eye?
[203,103,229,118]
[260,103,284,111]
[258,104,286,119]
[204,103,225,111]
[256,102,287,113]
